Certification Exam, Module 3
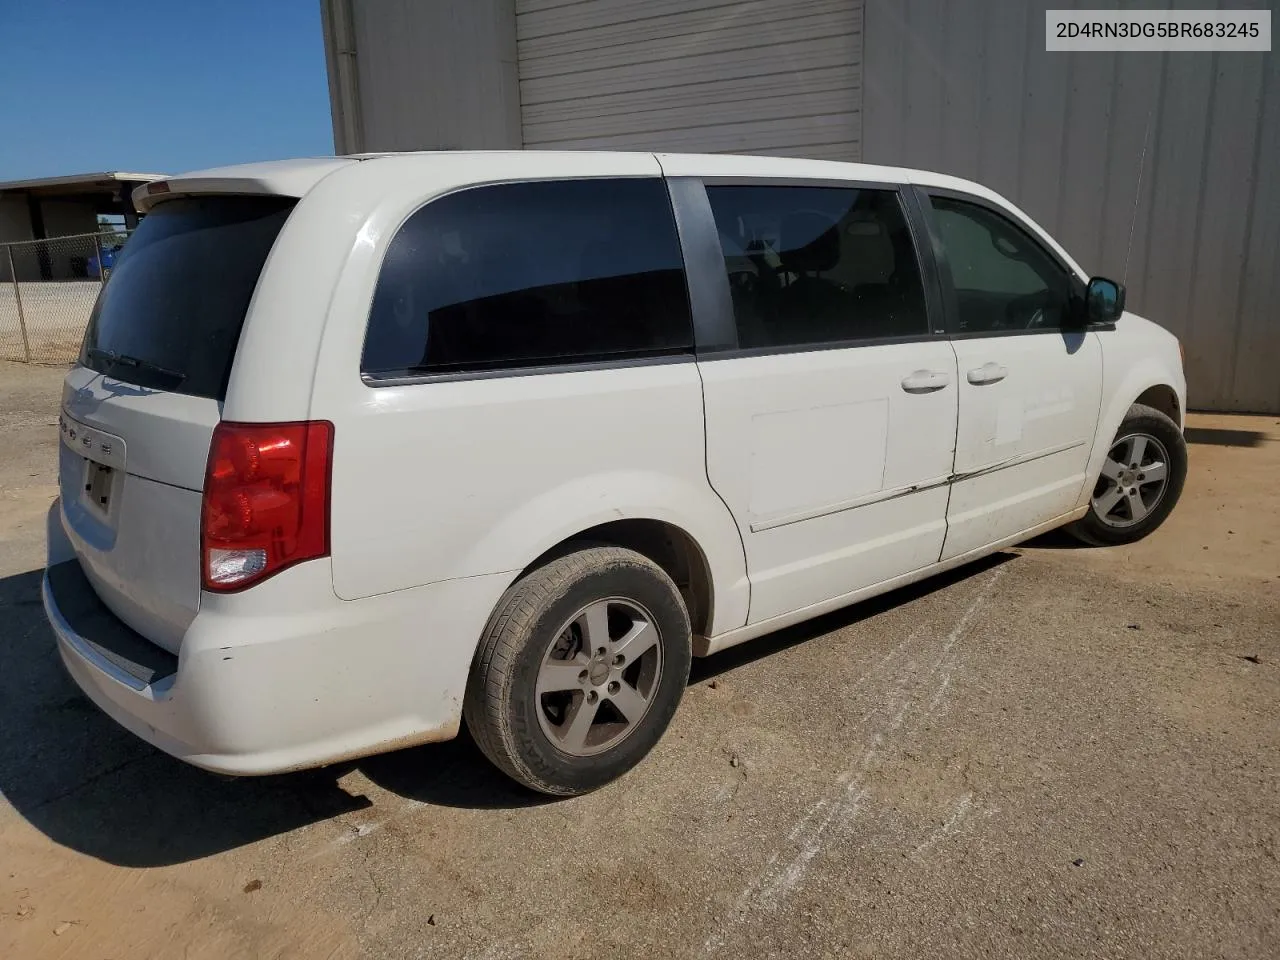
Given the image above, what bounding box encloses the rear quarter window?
[81,196,296,399]
[361,178,694,379]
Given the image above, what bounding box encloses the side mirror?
[1086,276,1125,324]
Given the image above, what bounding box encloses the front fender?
[1075,359,1185,511]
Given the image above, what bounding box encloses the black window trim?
[898,186,949,338]
[912,185,1110,339]
[360,175,698,388]
[361,351,694,387]
[675,176,949,360]
[667,176,738,353]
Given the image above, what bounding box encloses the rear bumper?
[44,502,514,775]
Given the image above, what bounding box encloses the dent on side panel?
[941,330,1103,560]
[746,489,951,624]
[944,453,1090,559]
[701,342,957,628]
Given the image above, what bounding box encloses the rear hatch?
[59,196,295,653]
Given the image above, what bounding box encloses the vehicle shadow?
[0,552,1015,867]
[689,551,1014,683]
[1184,426,1269,448]
[0,568,376,868]
[1021,528,1091,549]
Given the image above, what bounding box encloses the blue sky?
[0,0,333,180]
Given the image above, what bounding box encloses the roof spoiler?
[132,157,358,212]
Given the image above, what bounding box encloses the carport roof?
[0,171,167,197]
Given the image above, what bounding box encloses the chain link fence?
[0,230,132,363]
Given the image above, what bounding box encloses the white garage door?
[516,0,863,161]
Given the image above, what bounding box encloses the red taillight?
[201,421,333,591]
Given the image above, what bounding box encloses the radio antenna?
[1123,106,1154,286]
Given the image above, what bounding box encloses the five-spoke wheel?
[1090,432,1171,528]
[534,598,663,757]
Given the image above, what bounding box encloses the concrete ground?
[1,360,1276,959]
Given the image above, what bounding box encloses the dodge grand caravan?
[44,152,1188,795]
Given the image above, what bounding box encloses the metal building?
[0,172,148,242]
[321,0,1279,413]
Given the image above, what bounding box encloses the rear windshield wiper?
[86,348,186,384]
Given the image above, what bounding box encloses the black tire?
[1068,402,1187,546]
[463,546,692,796]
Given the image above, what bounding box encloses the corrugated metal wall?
[515,0,864,160]
[863,0,1280,413]
[321,0,521,154]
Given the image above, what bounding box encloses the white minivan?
[44,152,1187,795]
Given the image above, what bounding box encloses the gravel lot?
[1,360,1277,960]
[0,283,97,364]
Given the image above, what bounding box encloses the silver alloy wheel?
[534,598,663,757]
[1091,432,1171,529]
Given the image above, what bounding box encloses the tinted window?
[930,196,1076,333]
[706,185,928,349]
[361,179,693,378]
[81,196,295,399]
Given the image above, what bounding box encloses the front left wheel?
[1068,402,1187,546]
[463,546,692,796]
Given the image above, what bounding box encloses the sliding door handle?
[901,369,951,393]
[966,362,1008,385]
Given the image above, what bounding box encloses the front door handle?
[966,362,1008,385]
[901,369,951,393]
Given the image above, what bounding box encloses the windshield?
[80,195,296,399]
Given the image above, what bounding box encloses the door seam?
[939,337,962,562]
[693,357,751,629]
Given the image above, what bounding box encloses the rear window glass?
[361,178,693,379]
[81,196,295,399]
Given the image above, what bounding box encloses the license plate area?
[82,460,116,519]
